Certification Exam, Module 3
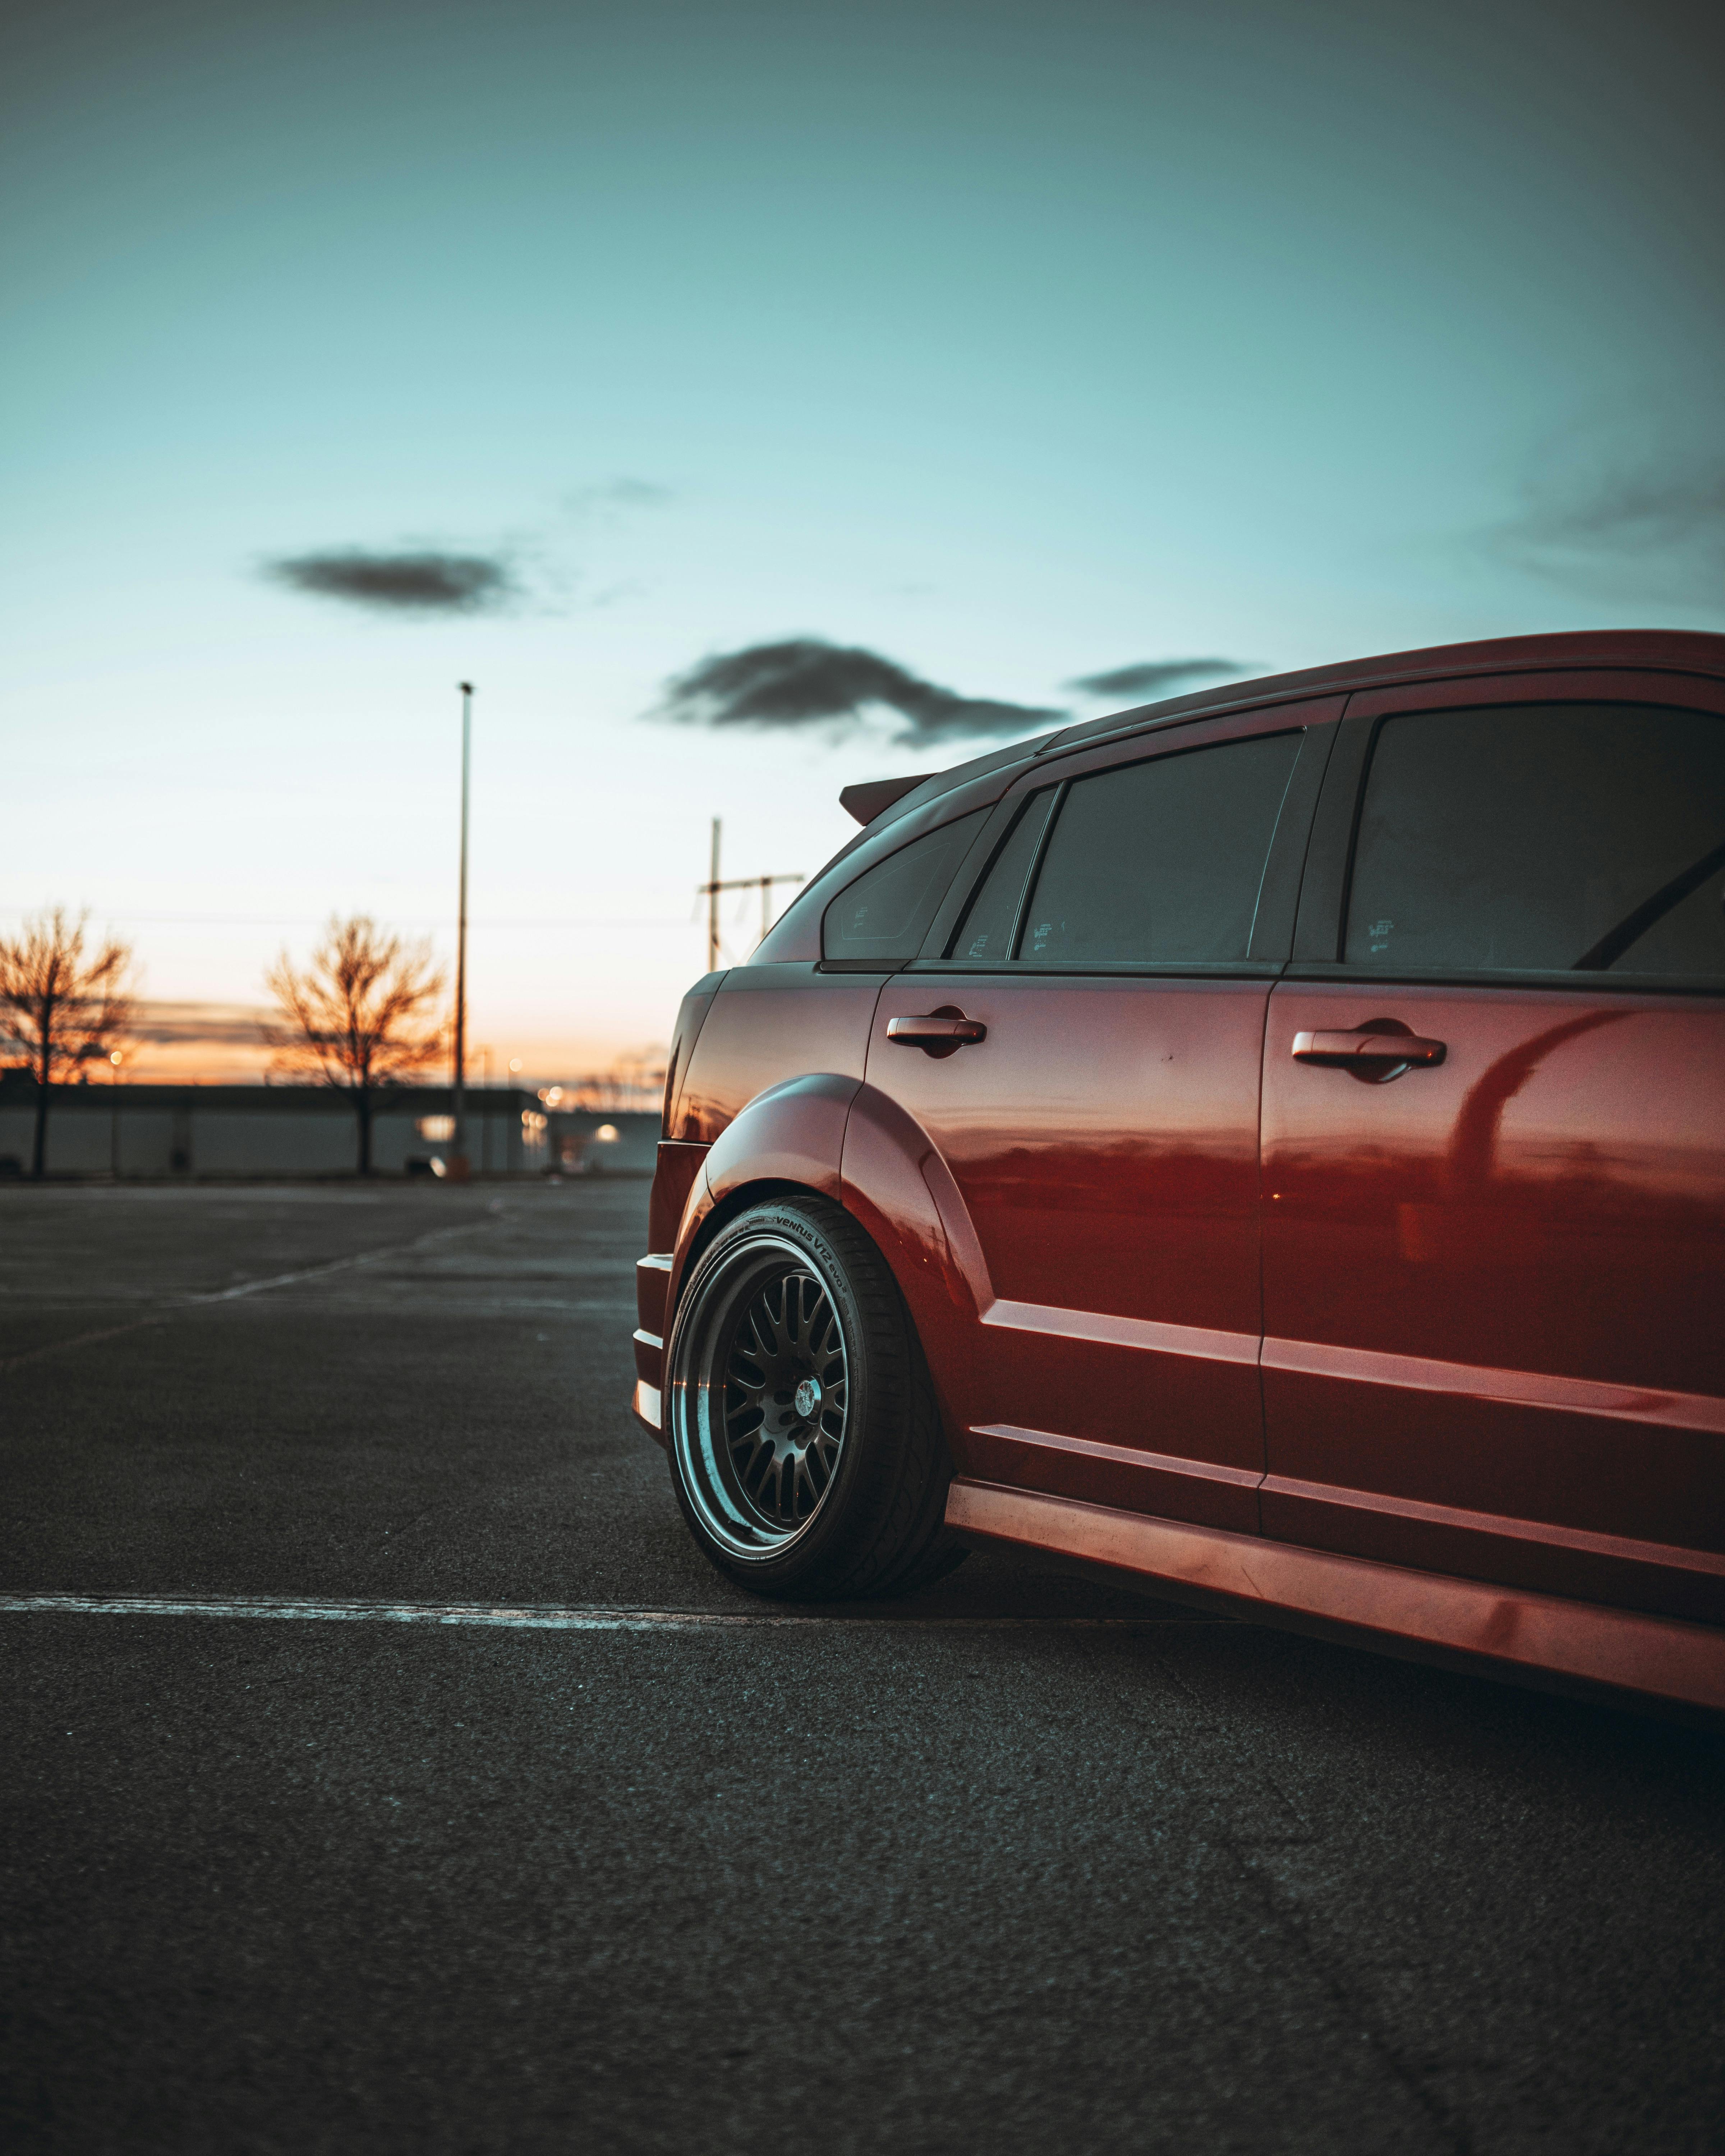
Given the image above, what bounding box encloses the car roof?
[861,628,1725,836]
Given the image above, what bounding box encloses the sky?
[5,0,1722,1082]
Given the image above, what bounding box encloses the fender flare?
[838,1081,993,1459]
[666,1072,858,1323]
[662,1073,993,1473]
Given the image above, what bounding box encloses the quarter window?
[1345,703,1725,978]
[1015,732,1302,964]
[822,810,987,964]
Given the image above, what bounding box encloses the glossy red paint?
[862,974,1269,1529]
[838,1080,993,1457]
[648,1141,708,1258]
[1261,981,1725,1622]
[946,1480,1725,1714]
[672,967,882,1143]
[660,981,720,1143]
[637,629,1725,1706]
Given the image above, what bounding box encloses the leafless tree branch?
[0,906,137,1176]
[264,916,446,1173]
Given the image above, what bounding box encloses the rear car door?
[861,699,1338,1530]
[1261,673,1725,1622]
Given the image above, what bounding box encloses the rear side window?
[1017,732,1302,964]
[822,810,987,964]
[1345,703,1725,978]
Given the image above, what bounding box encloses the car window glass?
[1345,703,1725,977]
[947,790,1057,960]
[822,810,988,963]
[1018,732,1302,964]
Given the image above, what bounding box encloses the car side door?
[1260,669,1725,1623]
[860,698,1339,1530]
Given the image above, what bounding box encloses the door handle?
[887,1008,987,1057]
[1292,1026,1446,1078]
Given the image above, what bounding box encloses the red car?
[633,630,1725,1712]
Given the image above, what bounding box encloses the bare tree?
[266,916,445,1174]
[0,907,135,1179]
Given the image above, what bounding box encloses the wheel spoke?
[691,1252,851,1544]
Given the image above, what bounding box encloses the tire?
[664,1195,966,1600]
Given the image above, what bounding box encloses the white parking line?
[0,1591,1222,1630]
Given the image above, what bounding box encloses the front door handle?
[887,1007,987,1058]
[1292,1026,1446,1079]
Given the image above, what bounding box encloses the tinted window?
[822,810,987,963]
[948,790,1057,960]
[1346,704,1725,977]
[1018,732,1302,964]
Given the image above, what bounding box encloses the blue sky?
[5,0,1721,1075]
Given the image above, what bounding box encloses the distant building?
[544,1107,658,1176]
[0,1073,657,1179]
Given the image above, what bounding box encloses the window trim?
[816,806,990,970]
[1294,673,1725,990]
[911,697,1343,976]
[942,784,1064,963]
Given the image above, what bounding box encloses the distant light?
[109,1051,122,1065]
[595,1124,620,1143]
[429,1158,448,1179]
[509,1057,522,1073]
[544,1085,564,1106]
[417,1115,456,1141]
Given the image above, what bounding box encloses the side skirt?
[944,1479,1725,1715]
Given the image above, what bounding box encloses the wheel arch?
[665,1072,857,1338]
[662,1070,990,1473]
[677,1175,823,1301]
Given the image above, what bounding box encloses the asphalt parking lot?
[1,1180,1721,2155]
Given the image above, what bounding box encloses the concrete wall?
[0,1085,559,1179]
[192,1111,357,1176]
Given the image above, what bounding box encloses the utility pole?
[452,682,473,1179]
[708,818,721,973]
[696,824,804,967]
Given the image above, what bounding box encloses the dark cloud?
[652,639,1066,749]
[1491,433,1725,604]
[264,549,519,613]
[1067,658,1250,701]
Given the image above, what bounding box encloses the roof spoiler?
[839,772,934,826]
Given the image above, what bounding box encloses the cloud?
[263,549,520,613]
[651,639,1067,749]
[1491,432,1725,604]
[1067,658,1251,701]
[563,476,675,516]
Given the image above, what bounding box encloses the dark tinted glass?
[1346,704,1725,977]
[1018,732,1302,964]
[947,790,1057,960]
[822,810,987,963]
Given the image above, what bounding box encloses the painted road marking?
[0,1592,1224,1630]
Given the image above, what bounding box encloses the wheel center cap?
[793,1376,823,1420]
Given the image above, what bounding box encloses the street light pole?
[452,682,473,1178]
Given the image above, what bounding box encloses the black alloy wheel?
[665,1195,963,1599]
